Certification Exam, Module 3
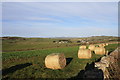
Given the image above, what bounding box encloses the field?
[2,36,118,52]
[2,37,119,79]
[2,38,77,52]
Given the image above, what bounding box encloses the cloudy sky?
[2,2,118,37]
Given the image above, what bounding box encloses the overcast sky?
[2,2,118,37]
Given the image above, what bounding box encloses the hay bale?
[45,53,66,69]
[105,43,109,46]
[78,49,92,59]
[103,44,106,47]
[99,44,105,47]
[88,45,95,51]
[79,45,86,49]
[94,47,105,55]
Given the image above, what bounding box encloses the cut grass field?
[2,43,118,79]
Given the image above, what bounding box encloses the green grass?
[2,43,118,79]
[3,36,118,52]
[2,38,78,52]
[105,44,118,53]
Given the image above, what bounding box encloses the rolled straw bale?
[88,45,95,51]
[99,44,105,47]
[103,44,106,47]
[79,45,86,49]
[94,47,106,55]
[98,44,102,47]
[45,53,66,69]
[78,49,92,59]
[105,43,109,46]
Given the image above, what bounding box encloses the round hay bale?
[99,44,105,47]
[105,43,109,46]
[94,47,105,55]
[78,49,92,59]
[88,45,95,51]
[103,44,106,46]
[79,45,86,49]
[45,53,66,69]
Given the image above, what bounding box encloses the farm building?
[53,40,72,43]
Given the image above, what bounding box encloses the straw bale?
[79,45,86,49]
[94,47,105,55]
[99,44,105,47]
[45,53,66,69]
[78,49,92,59]
[88,45,95,51]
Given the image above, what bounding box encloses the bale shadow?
[2,63,32,76]
[69,62,104,80]
[66,58,73,66]
[92,51,95,54]
[108,51,113,55]
[95,57,102,62]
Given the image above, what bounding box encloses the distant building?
[53,40,72,43]
[77,39,89,44]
